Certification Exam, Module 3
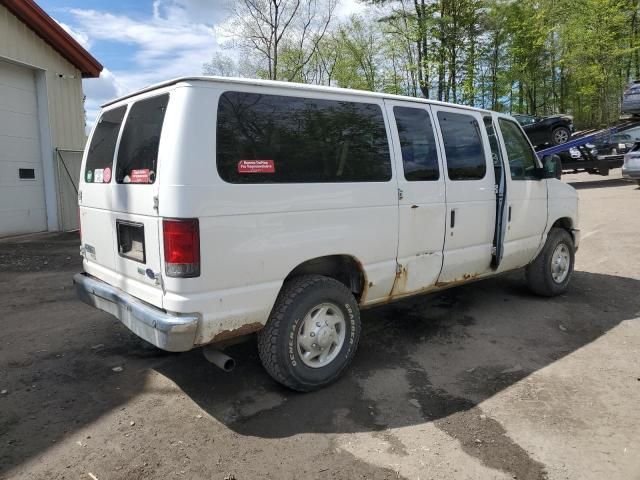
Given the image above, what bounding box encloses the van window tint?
[437,111,487,180]
[84,106,126,183]
[116,94,169,184]
[216,92,391,183]
[499,119,539,180]
[393,106,439,181]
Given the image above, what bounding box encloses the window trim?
[215,90,394,185]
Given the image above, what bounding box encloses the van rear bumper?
[73,273,198,352]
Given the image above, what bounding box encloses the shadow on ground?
[155,270,639,479]
[1,233,638,480]
[568,177,637,190]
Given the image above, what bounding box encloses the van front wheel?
[526,228,575,297]
[257,275,361,392]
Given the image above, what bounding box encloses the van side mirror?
[541,154,562,180]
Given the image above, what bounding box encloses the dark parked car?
[595,133,636,156]
[513,113,574,147]
[622,80,640,116]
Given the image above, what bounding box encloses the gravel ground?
[0,172,639,480]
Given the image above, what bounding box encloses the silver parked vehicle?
[622,146,640,185]
[622,80,640,116]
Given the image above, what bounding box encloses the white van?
[74,77,579,391]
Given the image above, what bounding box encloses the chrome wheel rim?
[297,302,346,368]
[554,129,569,144]
[551,243,571,283]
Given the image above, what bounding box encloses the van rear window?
[116,94,169,184]
[84,106,126,183]
[216,92,391,183]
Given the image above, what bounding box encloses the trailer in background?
[536,119,640,176]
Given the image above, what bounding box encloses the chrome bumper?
[73,273,198,352]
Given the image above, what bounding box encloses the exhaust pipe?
[203,346,235,372]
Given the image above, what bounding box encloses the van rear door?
[80,93,170,308]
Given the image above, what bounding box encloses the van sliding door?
[384,100,446,296]
[433,106,496,285]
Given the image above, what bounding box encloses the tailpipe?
[203,346,235,372]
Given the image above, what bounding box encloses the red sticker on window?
[237,160,275,174]
[130,169,150,183]
[103,167,111,183]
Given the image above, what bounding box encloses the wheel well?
[551,217,573,232]
[284,255,366,301]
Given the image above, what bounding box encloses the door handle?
[450,209,456,228]
[508,206,512,222]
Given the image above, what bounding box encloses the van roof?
[101,76,491,114]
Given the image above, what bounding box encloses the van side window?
[437,111,487,181]
[498,119,539,180]
[393,106,439,181]
[84,106,126,183]
[116,94,169,184]
[216,92,391,183]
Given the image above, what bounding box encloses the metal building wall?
[0,4,87,231]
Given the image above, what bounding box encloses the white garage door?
[0,59,47,236]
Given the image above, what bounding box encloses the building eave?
[1,0,103,78]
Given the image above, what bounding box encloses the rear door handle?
[450,209,456,228]
[508,206,512,222]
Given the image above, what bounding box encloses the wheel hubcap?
[551,243,571,283]
[555,129,569,144]
[297,302,346,368]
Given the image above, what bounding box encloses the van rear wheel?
[525,228,575,297]
[257,275,361,392]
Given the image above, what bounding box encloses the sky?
[37,0,367,130]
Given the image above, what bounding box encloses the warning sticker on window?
[237,160,275,174]
[130,169,151,183]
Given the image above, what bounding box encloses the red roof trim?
[2,0,103,78]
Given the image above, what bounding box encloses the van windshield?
[116,94,169,184]
[84,106,126,184]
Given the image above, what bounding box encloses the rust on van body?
[389,265,409,297]
[211,322,264,343]
[380,262,481,304]
[435,272,479,288]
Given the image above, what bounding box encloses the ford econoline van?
[74,77,579,391]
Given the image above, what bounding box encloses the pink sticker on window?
[103,167,111,183]
[130,169,150,183]
[237,160,275,174]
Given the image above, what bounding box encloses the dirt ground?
[1,171,639,480]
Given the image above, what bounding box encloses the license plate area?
[116,220,145,263]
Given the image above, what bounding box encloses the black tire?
[526,228,575,297]
[551,126,571,145]
[598,160,610,176]
[257,275,361,392]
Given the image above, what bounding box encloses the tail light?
[163,218,200,278]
